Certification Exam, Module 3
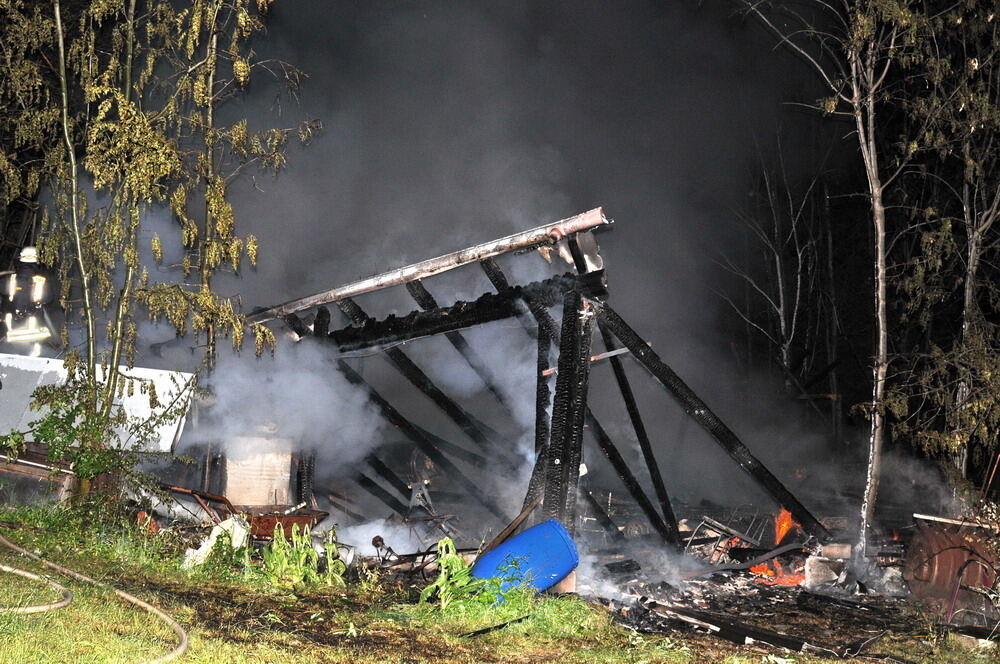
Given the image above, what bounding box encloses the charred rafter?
[326,273,603,353]
[405,279,513,414]
[593,300,831,542]
[336,359,512,523]
[335,297,508,459]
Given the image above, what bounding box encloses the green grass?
[0,503,994,663]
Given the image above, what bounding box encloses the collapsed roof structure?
[247,208,830,545]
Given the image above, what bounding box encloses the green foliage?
[257,524,346,590]
[418,538,529,612]
[0,0,317,496]
[200,529,251,578]
[419,538,488,610]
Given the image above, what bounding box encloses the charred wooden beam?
[641,600,844,656]
[248,208,610,323]
[521,321,552,512]
[481,259,676,546]
[366,454,410,498]
[542,290,594,533]
[355,474,408,517]
[480,258,561,339]
[593,301,831,542]
[327,273,601,353]
[586,411,680,546]
[313,306,331,338]
[405,279,514,414]
[335,296,506,454]
[283,312,310,338]
[580,483,626,543]
[409,425,489,468]
[597,321,680,541]
[337,359,511,523]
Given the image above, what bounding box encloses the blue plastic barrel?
[471,519,579,592]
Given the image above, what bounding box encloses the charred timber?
[366,454,410,498]
[521,321,552,512]
[542,290,594,532]
[586,411,680,546]
[598,321,680,542]
[337,360,512,523]
[406,279,513,414]
[593,301,831,542]
[480,258,561,340]
[480,261,676,545]
[355,474,408,517]
[334,297,508,461]
[327,273,604,353]
[581,484,626,543]
[248,208,611,323]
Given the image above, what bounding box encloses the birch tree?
[0,0,314,494]
[742,0,925,556]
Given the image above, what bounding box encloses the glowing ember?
[774,508,796,545]
[749,559,805,586]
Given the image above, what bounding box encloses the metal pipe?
[248,208,610,323]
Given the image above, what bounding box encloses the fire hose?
[0,532,188,663]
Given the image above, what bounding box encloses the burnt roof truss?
[255,208,829,548]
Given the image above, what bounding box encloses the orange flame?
[749,559,804,586]
[774,508,796,545]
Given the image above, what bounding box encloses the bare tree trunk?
[200,6,220,368]
[823,182,843,447]
[856,48,889,559]
[54,0,96,382]
[103,0,139,412]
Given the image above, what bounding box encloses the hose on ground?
[0,532,188,663]
[0,562,73,613]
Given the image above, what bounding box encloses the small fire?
[774,508,796,545]
[749,559,804,586]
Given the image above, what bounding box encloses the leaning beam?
[593,301,831,542]
[598,322,680,541]
[482,259,679,547]
[337,359,512,523]
[247,208,610,323]
[406,279,514,414]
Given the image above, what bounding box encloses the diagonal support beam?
[482,259,678,546]
[405,279,514,415]
[586,411,680,545]
[592,301,830,542]
[597,321,680,540]
[336,297,507,454]
[355,474,408,517]
[337,359,511,523]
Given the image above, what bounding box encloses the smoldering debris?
[135,211,1000,661]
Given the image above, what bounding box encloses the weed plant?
[256,523,347,589]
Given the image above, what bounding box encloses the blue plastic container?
[471,519,579,592]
